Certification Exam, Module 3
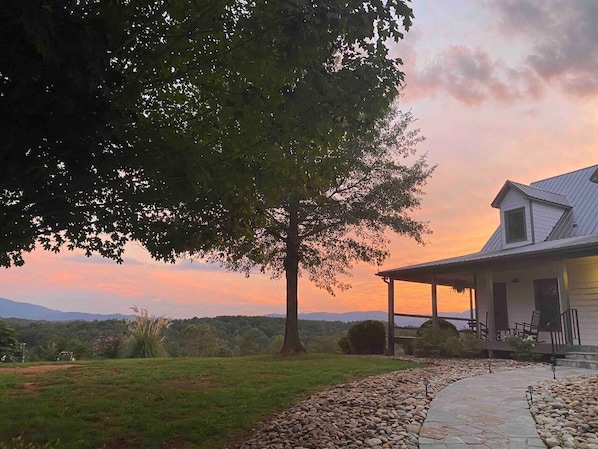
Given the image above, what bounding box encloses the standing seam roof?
[481,164,598,252]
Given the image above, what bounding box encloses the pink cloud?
[493,0,598,97]
[402,45,543,105]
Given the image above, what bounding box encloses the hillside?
[0,297,131,321]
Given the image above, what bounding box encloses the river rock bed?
[234,358,533,449]
[530,374,598,449]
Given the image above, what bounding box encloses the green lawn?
[0,355,418,449]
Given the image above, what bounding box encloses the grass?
[0,354,419,449]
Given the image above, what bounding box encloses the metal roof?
[531,165,598,237]
[378,164,598,284]
[377,233,598,284]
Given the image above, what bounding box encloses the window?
[505,208,526,243]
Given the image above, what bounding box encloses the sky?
[2,0,598,319]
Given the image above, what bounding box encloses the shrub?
[347,320,386,354]
[416,318,459,337]
[505,334,540,361]
[336,335,351,354]
[459,332,488,358]
[414,326,488,358]
[413,327,456,357]
[92,333,125,359]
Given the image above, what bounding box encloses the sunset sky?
[2,0,598,319]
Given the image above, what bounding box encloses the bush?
[413,327,456,357]
[413,326,489,358]
[505,334,540,361]
[336,336,351,354]
[416,318,459,337]
[459,332,488,357]
[347,320,386,354]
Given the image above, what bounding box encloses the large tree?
[1,0,414,267]
[182,104,435,354]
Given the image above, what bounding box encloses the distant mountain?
[267,310,474,328]
[0,297,131,321]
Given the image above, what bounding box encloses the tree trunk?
[281,201,306,355]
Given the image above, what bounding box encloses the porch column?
[483,270,496,343]
[385,277,395,356]
[474,274,480,337]
[557,262,572,344]
[431,279,438,329]
[469,288,474,322]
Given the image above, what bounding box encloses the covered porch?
[376,241,596,357]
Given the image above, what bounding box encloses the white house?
[377,164,598,356]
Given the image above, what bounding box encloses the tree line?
[1,316,352,361]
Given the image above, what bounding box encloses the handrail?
[394,312,471,322]
[549,308,581,361]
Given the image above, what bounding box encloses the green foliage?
[124,306,171,358]
[336,336,352,354]
[347,320,386,354]
[6,318,128,361]
[505,334,541,361]
[0,319,19,361]
[2,0,415,268]
[180,324,231,357]
[7,316,350,360]
[91,333,126,359]
[268,335,285,354]
[458,332,488,358]
[0,355,418,449]
[413,327,456,357]
[416,318,459,337]
[197,105,433,353]
[413,328,488,358]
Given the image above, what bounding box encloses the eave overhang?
[377,233,598,286]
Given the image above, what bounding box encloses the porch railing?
[549,308,581,356]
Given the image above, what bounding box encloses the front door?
[493,282,509,330]
[534,278,561,331]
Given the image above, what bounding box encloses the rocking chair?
[515,310,541,341]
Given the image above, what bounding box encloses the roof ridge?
[531,164,598,184]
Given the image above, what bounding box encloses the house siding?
[531,202,566,243]
[499,190,531,249]
[566,256,598,346]
[476,264,560,343]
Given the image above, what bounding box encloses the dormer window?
[505,208,526,243]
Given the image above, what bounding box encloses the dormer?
[490,181,571,250]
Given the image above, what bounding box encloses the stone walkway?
[419,366,598,449]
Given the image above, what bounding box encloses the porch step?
[556,351,598,369]
[565,352,598,361]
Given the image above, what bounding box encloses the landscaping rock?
[235,358,531,449]
[530,374,598,449]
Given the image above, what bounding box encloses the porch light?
[423,378,429,397]
[527,385,533,404]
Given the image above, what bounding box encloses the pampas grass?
[124,305,171,358]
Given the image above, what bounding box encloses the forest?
[2,316,352,361]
